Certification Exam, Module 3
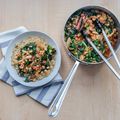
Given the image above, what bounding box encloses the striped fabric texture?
[0,27,63,107]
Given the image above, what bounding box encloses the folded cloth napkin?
[0,27,63,107]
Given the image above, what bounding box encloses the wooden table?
[0,0,120,120]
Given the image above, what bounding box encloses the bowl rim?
[5,31,61,87]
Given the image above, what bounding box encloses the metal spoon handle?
[102,29,120,68]
[86,36,120,80]
[48,61,80,117]
[96,19,120,68]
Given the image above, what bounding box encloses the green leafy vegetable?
[24,77,30,82]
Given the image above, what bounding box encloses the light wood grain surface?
[0,0,120,120]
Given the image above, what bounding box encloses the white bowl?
[5,31,61,87]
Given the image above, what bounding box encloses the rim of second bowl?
[5,31,61,87]
[63,5,120,65]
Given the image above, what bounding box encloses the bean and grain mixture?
[64,9,118,63]
[12,36,56,82]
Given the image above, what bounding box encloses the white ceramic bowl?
[5,31,61,87]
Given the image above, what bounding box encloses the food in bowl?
[11,36,56,82]
[64,9,118,63]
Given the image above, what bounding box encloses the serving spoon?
[81,29,120,79]
[95,19,120,68]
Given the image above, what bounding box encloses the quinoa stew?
[11,36,56,82]
[64,9,118,63]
